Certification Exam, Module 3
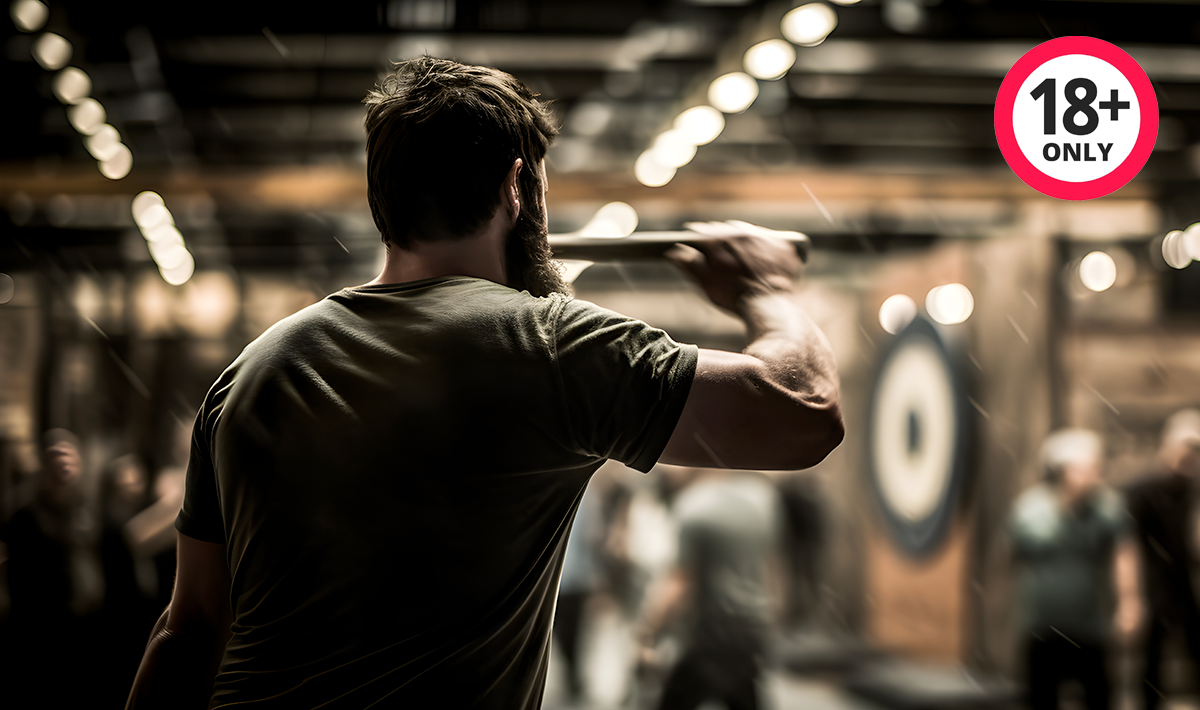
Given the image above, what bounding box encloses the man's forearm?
[1113,539,1141,637]
[127,606,230,710]
[737,291,840,408]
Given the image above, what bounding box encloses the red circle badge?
[995,36,1158,200]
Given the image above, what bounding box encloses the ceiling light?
[136,203,174,231]
[707,72,758,113]
[1161,230,1191,269]
[144,224,183,247]
[1079,251,1117,292]
[149,240,190,269]
[743,39,796,81]
[160,252,195,286]
[11,0,49,33]
[879,294,917,334]
[99,143,132,180]
[634,151,675,187]
[85,124,121,161]
[1183,222,1200,261]
[925,284,974,325]
[567,102,614,137]
[132,191,165,224]
[673,106,724,145]
[52,66,90,104]
[32,31,71,70]
[781,3,838,47]
[67,98,106,134]
[650,130,698,169]
[883,0,925,34]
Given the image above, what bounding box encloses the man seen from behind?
[126,56,843,709]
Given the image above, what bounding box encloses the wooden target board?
[864,316,975,660]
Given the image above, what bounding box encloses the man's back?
[1124,470,1199,622]
[178,277,697,708]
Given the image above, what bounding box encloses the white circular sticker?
[1012,54,1139,183]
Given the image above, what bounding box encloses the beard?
[503,202,570,298]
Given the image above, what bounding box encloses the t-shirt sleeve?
[552,297,698,473]
[174,404,226,544]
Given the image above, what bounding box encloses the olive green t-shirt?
[175,276,697,709]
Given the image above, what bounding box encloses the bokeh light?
[883,0,925,34]
[67,98,106,134]
[33,31,71,70]
[10,0,48,33]
[1079,251,1117,292]
[1183,222,1200,261]
[634,151,675,187]
[0,273,14,305]
[145,224,183,248]
[52,66,90,104]
[580,201,639,238]
[85,124,121,161]
[136,204,173,231]
[149,240,190,270]
[99,143,133,179]
[673,106,725,145]
[180,271,239,338]
[707,72,759,114]
[160,252,195,286]
[743,39,796,81]
[132,191,166,224]
[567,102,613,137]
[925,283,974,325]
[879,294,918,334]
[781,3,838,47]
[1161,230,1191,269]
[650,130,697,169]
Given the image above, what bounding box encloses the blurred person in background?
[1,428,104,703]
[126,56,842,709]
[554,482,602,704]
[635,466,785,710]
[1123,409,1200,710]
[98,454,159,708]
[1008,429,1140,710]
[775,473,825,629]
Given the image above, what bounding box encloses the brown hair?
[363,56,558,249]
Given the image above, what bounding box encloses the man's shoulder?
[1121,468,1176,501]
[1014,482,1055,508]
[1010,483,1059,524]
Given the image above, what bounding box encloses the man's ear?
[503,158,523,224]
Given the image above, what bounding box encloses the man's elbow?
[754,397,843,470]
[790,402,844,469]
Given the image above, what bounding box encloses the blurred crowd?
[0,409,1197,710]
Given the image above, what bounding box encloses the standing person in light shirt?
[1009,428,1141,710]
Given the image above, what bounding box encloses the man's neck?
[365,204,514,287]
[366,230,507,287]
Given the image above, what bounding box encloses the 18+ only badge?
[995,36,1158,200]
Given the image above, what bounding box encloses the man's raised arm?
[661,233,843,470]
